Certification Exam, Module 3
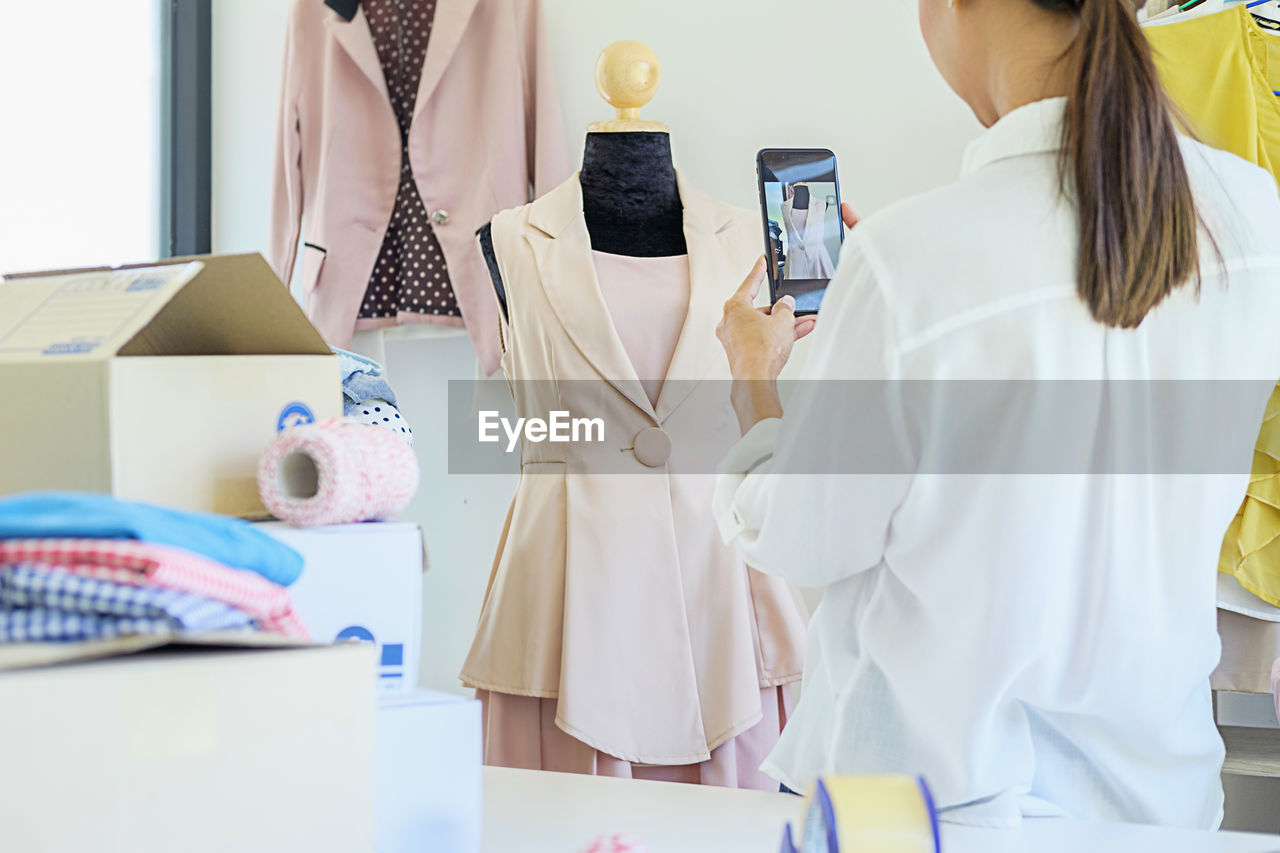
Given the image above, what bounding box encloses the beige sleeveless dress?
[461,173,807,788]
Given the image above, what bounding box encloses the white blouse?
[715,98,1280,828]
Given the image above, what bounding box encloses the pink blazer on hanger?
[270,0,569,374]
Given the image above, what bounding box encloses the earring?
[948,0,955,7]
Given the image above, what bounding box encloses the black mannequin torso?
[580,132,686,257]
[480,132,686,320]
[791,183,810,210]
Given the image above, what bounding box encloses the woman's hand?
[717,257,819,433]
[841,202,860,230]
[717,256,817,382]
[717,207,856,433]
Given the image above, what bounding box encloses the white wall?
[542,0,979,212]
[214,0,980,250]
[212,0,983,698]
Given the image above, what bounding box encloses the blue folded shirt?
[333,346,399,408]
[0,492,303,587]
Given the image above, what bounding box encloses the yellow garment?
[1148,5,1280,606]
[1147,5,1280,174]
[1219,390,1280,607]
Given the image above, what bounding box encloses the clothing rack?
[1143,0,1278,22]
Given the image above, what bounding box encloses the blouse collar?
[961,97,1068,177]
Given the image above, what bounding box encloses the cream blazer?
[269,0,569,374]
[460,173,807,765]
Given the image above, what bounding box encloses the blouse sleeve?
[713,230,915,588]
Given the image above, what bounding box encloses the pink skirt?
[477,687,792,790]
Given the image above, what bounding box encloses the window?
[0,2,164,274]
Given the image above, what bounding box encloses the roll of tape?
[257,419,419,526]
[780,775,939,853]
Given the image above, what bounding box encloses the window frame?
[160,0,213,257]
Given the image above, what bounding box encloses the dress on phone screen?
[781,196,836,279]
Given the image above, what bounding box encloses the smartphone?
[756,148,844,314]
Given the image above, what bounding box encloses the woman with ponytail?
[715,0,1280,828]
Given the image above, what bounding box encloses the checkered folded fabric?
[0,564,255,640]
[0,540,307,638]
[0,609,178,643]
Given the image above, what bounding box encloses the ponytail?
[1036,0,1201,328]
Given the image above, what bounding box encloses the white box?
[262,522,424,694]
[0,254,341,518]
[377,690,482,853]
[0,641,377,853]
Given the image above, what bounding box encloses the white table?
[483,768,1280,853]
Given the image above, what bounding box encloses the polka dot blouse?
[359,0,460,321]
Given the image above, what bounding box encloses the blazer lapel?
[804,198,824,242]
[654,174,741,422]
[324,5,390,104]
[414,0,482,123]
[528,177,656,421]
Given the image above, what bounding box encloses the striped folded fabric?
[0,564,256,642]
[0,540,308,639]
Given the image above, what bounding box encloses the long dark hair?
[1032,0,1201,328]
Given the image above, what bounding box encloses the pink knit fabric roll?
[258,419,419,527]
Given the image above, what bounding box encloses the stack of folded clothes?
[0,492,308,642]
[335,346,414,446]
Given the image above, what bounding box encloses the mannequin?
[782,180,834,280]
[580,132,686,256]
[462,40,808,791]
[789,183,810,210]
[479,45,686,319]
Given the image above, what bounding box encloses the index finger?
[733,255,768,305]
[841,202,860,230]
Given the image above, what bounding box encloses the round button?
[633,427,672,467]
[431,209,451,226]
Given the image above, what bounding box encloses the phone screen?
[757,149,843,314]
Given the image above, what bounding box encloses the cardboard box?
[0,254,341,517]
[262,522,425,694]
[377,690,482,853]
[0,640,377,853]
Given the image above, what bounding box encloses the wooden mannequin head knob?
[588,40,669,133]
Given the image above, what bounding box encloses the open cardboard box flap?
[0,252,340,516]
[0,253,330,361]
[0,631,321,674]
